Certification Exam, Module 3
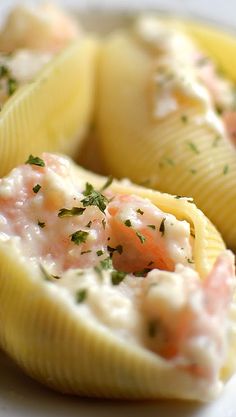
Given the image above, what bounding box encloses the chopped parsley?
[76,289,87,303]
[33,184,41,194]
[25,155,45,167]
[174,195,182,199]
[190,169,197,174]
[96,250,104,256]
[81,250,92,255]
[0,64,9,78]
[223,164,229,175]
[187,258,194,264]
[136,209,144,215]
[86,220,92,228]
[111,270,126,285]
[136,231,146,244]
[39,264,60,281]
[107,244,123,255]
[99,175,113,191]
[133,268,151,277]
[215,105,223,116]
[100,257,112,270]
[94,265,103,280]
[58,207,86,218]
[124,219,132,227]
[37,220,45,228]
[159,218,166,236]
[70,230,89,245]
[7,78,18,96]
[187,142,200,155]
[81,182,108,213]
[181,114,188,123]
[147,224,156,230]
[148,320,158,338]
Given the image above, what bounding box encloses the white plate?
[1,350,236,417]
[1,1,236,416]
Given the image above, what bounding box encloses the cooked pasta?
[96,16,236,250]
[0,153,234,401]
[0,3,98,176]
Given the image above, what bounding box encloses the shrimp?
[106,194,193,274]
[0,153,108,275]
[140,251,235,381]
[0,153,194,278]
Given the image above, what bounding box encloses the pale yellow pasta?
[0,161,233,402]
[0,37,98,177]
[96,17,236,250]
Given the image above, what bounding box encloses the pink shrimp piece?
[0,153,108,274]
[106,194,176,274]
[222,111,236,145]
[141,251,235,381]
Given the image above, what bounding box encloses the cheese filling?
[0,153,234,390]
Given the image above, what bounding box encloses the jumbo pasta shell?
[96,21,236,250]
[0,160,233,401]
[0,38,97,177]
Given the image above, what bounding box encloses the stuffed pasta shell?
[0,153,235,402]
[96,16,236,250]
[0,3,98,176]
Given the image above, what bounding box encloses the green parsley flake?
[8,78,18,96]
[100,175,113,191]
[100,257,112,270]
[124,219,132,227]
[86,220,92,228]
[136,231,146,244]
[39,264,59,281]
[107,245,123,255]
[159,218,166,236]
[148,224,156,230]
[0,65,9,78]
[133,268,151,277]
[70,230,89,245]
[81,182,108,213]
[148,320,158,338]
[181,114,188,123]
[223,165,229,175]
[76,289,87,303]
[215,105,223,115]
[187,142,200,155]
[38,220,45,228]
[96,250,104,257]
[33,184,41,194]
[81,250,92,255]
[190,169,197,174]
[25,155,45,167]
[187,258,194,264]
[137,209,144,215]
[58,207,85,218]
[111,270,126,285]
